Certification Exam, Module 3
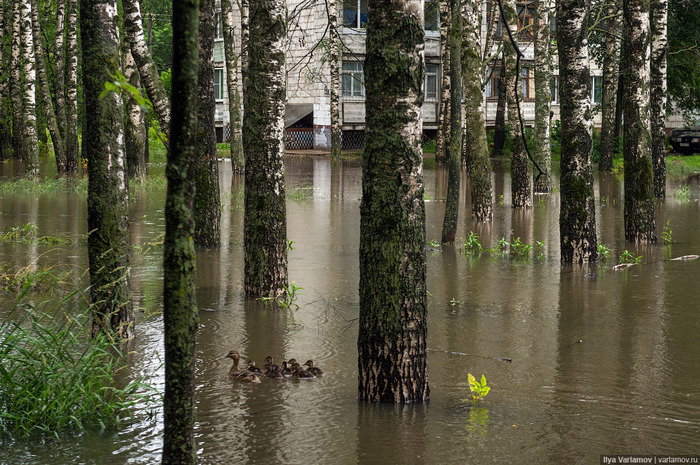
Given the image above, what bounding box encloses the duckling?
[222,350,261,383]
[264,364,284,379]
[234,370,262,383]
[281,361,293,377]
[291,362,315,379]
[303,359,324,377]
[246,360,264,375]
[287,358,297,366]
[264,356,280,372]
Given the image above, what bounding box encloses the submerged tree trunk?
[623,0,656,243]
[533,0,552,193]
[123,41,148,182]
[194,0,220,247]
[20,0,38,176]
[11,0,23,161]
[81,0,133,338]
[162,1,199,463]
[492,61,507,157]
[31,0,64,170]
[599,0,621,172]
[243,0,288,298]
[0,1,11,161]
[557,0,598,263]
[504,0,530,208]
[221,0,243,172]
[329,0,341,160]
[462,0,493,221]
[435,0,450,164]
[65,0,79,173]
[123,0,170,146]
[650,0,667,198]
[359,0,428,404]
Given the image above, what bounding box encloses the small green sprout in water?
[510,237,532,258]
[662,220,673,245]
[534,241,545,260]
[287,239,295,251]
[467,373,491,402]
[449,298,462,306]
[261,282,303,311]
[428,240,441,248]
[673,184,691,202]
[497,194,505,206]
[597,243,611,261]
[461,231,483,255]
[618,250,642,265]
[487,237,509,258]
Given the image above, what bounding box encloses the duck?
[264,364,284,379]
[222,350,261,383]
[291,361,315,379]
[281,361,293,377]
[303,359,324,377]
[246,360,264,375]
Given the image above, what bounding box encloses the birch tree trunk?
[240,0,249,83]
[221,0,243,171]
[435,0,450,164]
[441,0,461,243]
[20,0,38,176]
[194,0,220,247]
[162,1,198,462]
[65,0,79,173]
[123,41,148,182]
[123,0,170,146]
[504,0,530,208]
[533,0,552,193]
[243,0,288,298]
[0,2,11,161]
[358,0,428,404]
[623,0,656,243]
[492,61,507,156]
[11,0,23,161]
[31,0,64,171]
[557,0,598,263]
[598,0,621,172]
[650,0,667,198]
[462,0,493,221]
[329,0,341,159]
[81,0,133,338]
[54,0,67,145]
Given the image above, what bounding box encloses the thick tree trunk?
[243,0,288,298]
[81,0,133,338]
[0,2,11,161]
[221,0,243,172]
[329,0,341,159]
[623,0,656,243]
[54,0,67,145]
[20,0,38,176]
[123,41,148,182]
[441,0,461,243]
[462,0,493,221]
[533,0,552,193]
[557,0,598,263]
[359,0,428,404]
[11,0,23,161]
[161,1,198,463]
[599,0,621,172]
[650,0,667,198]
[504,0,530,208]
[194,0,220,247]
[123,0,170,146]
[491,62,507,156]
[435,0,450,164]
[31,0,64,171]
[65,0,79,173]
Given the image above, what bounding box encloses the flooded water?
[1,157,700,464]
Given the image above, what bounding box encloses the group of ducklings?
[222,350,324,384]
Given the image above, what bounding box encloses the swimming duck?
[281,361,293,377]
[291,362,315,379]
[264,364,284,379]
[222,350,261,383]
[246,360,264,375]
[303,359,324,377]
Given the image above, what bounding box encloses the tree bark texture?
[504,0,530,208]
[123,41,148,182]
[243,0,288,298]
[650,0,667,198]
[329,0,341,159]
[557,0,598,263]
[221,0,243,172]
[20,0,38,176]
[65,0,79,173]
[492,61,507,156]
[123,0,171,146]
[194,0,221,247]
[81,0,133,338]
[533,0,552,193]
[161,1,199,463]
[441,0,461,243]
[462,0,493,221]
[598,0,621,172]
[623,0,656,243]
[359,0,428,404]
[54,0,67,148]
[0,2,11,161]
[11,0,23,161]
[435,0,450,164]
[31,0,64,171]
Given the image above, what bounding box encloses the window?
[342,62,364,97]
[551,75,559,104]
[485,66,502,99]
[343,0,368,29]
[425,64,438,100]
[215,13,223,39]
[517,3,534,40]
[591,76,602,104]
[425,0,439,32]
[214,68,224,100]
[521,67,534,99]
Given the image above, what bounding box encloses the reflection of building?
[213,1,687,151]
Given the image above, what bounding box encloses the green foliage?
[618,250,642,265]
[662,220,673,245]
[534,241,545,260]
[467,373,491,402]
[510,237,532,258]
[0,178,87,194]
[666,155,700,179]
[288,186,313,201]
[673,184,691,201]
[597,243,611,262]
[423,138,436,154]
[261,281,303,311]
[1,224,72,246]
[668,0,700,119]
[460,231,483,255]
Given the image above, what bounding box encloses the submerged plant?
[662,220,673,245]
[261,281,303,311]
[597,243,611,261]
[461,231,483,255]
[467,373,491,402]
[1,224,72,246]
[618,250,642,265]
[674,184,690,202]
[510,237,532,258]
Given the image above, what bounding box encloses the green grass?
[0,177,88,194]
[666,155,700,179]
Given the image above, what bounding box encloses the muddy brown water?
[1,157,699,464]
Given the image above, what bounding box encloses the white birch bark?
[11,0,23,160]
[222,0,243,171]
[650,0,667,198]
[533,0,552,193]
[123,41,147,182]
[65,0,79,172]
[20,0,38,176]
[0,1,11,159]
[436,0,451,163]
[599,0,621,172]
[329,0,341,159]
[54,0,67,144]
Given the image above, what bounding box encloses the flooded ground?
[1,157,699,464]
